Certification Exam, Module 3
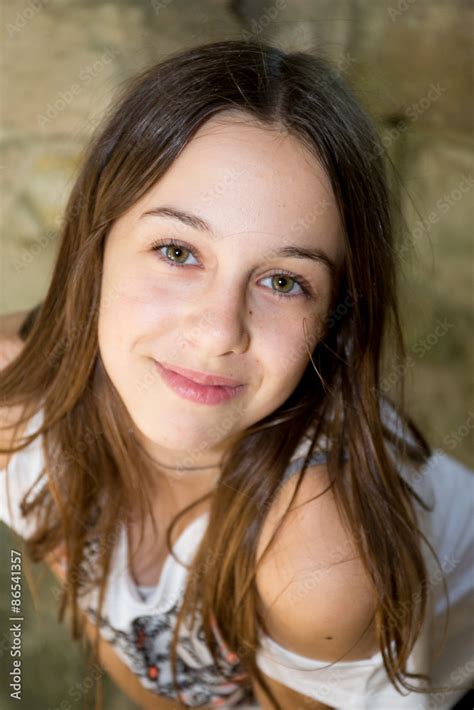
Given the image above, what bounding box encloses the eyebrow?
[140,206,337,278]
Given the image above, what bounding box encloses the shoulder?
[0,334,24,371]
[255,462,380,662]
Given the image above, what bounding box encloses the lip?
[157,360,243,387]
[155,361,246,406]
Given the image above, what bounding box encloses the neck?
[149,463,220,513]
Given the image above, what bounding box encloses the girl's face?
[98,111,345,473]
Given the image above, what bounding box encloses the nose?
[184,279,251,356]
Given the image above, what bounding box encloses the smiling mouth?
[156,360,244,388]
[154,360,246,406]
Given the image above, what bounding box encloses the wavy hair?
[0,39,454,709]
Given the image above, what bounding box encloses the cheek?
[261,316,320,390]
[98,263,181,345]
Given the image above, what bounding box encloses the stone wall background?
[0,2,473,707]
[1,1,472,464]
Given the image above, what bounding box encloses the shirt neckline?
[120,509,210,610]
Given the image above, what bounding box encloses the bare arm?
[0,309,30,370]
[0,309,32,338]
[0,304,44,372]
[251,461,378,710]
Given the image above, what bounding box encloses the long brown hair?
[1,39,454,709]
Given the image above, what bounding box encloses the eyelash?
[149,238,315,301]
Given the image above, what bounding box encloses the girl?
[1,39,473,710]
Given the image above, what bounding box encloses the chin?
[125,400,215,454]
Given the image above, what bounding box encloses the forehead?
[122,111,345,266]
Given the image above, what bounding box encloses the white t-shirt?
[1,404,473,709]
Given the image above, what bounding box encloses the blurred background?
[0,0,472,708]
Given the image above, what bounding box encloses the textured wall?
[1,1,472,467]
[0,0,474,464]
[0,3,472,708]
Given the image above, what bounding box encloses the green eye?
[261,272,308,299]
[150,239,199,268]
[165,244,190,264]
[149,238,314,301]
[272,274,296,293]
